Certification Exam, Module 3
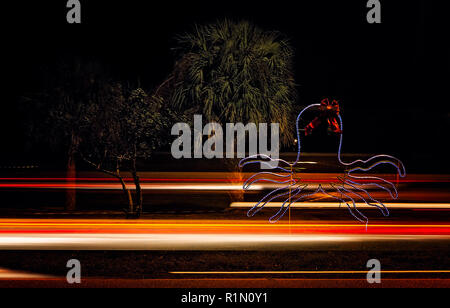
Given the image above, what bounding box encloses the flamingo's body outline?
[239,103,406,225]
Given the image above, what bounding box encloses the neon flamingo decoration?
[239,99,406,226]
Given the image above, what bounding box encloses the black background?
[1,0,449,172]
[0,288,446,304]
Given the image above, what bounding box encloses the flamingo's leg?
[288,185,323,205]
[344,157,406,178]
[269,184,308,223]
[338,177,389,216]
[345,176,399,200]
[268,185,324,222]
[243,172,291,190]
[239,154,292,173]
[339,183,389,217]
[247,181,297,217]
[326,184,369,226]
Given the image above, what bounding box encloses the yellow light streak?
[0,222,449,228]
[230,202,450,209]
[170,270,450,275]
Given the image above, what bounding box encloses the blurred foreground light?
[1,233,449,251]
[230,202,450,209]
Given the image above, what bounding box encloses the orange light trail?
[0,174,448,183]
[170,270,450,275]
[0,219,449,235]
[230,202,450,209]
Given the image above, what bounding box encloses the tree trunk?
[117,171,134,215]
[65,151,77,211]
[131,160,143,218]
[224,158,245,203]
[81,156,134,217]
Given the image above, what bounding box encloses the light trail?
[0,219,449,250]
[0,183,262,191]
[0,174,448,195]
[0,233,449,250]
[0,219,450,228]
[0,268,55,279]
[0,173,448,185]
[230,202,450,209]
[170,270,450,275]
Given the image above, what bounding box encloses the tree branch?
[80,153,121,180]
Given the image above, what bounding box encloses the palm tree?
[167,19,297,146]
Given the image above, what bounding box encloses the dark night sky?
[1,0,449,172]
